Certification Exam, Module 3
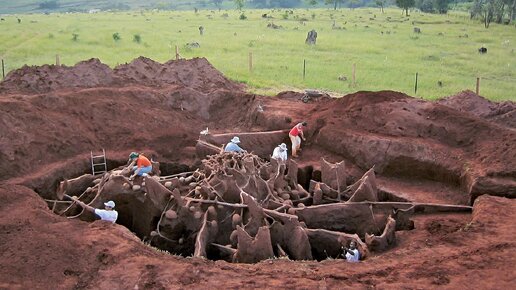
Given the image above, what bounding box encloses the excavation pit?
[46,151,473,264]
[1,56,515,288]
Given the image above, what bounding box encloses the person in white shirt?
[341,240,360,262]
[71,197,118,223]
[272,143,288,162]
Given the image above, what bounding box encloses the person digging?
[71,197,118,223]
[341,240,360,262]
[289,121,307,158]
[127,152,152,181]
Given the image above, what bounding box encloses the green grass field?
[0,8,515,100]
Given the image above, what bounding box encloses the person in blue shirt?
[224,136,245,153]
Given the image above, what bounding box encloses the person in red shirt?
[289,121,307,158]
[128,152,153,180]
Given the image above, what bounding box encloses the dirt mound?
[0,57,244,95]
[0,58,114,94]
[438,90,516,128]
[114,57,244,93]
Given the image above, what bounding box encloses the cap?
[231,136,241,143]
[104,201,115,208]
[129,152,139,159]
[279,143,287,151]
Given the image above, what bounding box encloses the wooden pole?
[352,63,356,87]
[56,54,60,66]
[303,59,306,80]
[414,72,418,95]
[1,59,4,79]
[248,51,252,72]
[175,45,179,60]
[476,77,480,95]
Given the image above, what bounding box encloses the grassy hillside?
[0,8,515,100]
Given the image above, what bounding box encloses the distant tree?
[348,0,361,9]
[434,0,450,13]
[470,0,483,19]
[396,0,415,15]
[249,0,267,7]
[113,32,121,41]
[308,0,318,6]
[212,0,223,7]
[324,0,345,10]
[72,33,79,41]
[471,0,514,25]
[376,0,387,13]
[485,0,496,27]
[416,0,434,12]
[39,1,60,10]
[234,0,246,10]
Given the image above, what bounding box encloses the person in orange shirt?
[128,152,152,180]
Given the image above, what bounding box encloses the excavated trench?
[39,149,473,264]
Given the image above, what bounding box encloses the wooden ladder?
[90,149,107,176]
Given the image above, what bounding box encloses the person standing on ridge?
[289,121,307,158]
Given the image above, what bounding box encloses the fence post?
[303,59,306,80]
[56,54,60,66]
[248,51,253,72]
[352,63,356,87]
[175,45,179,60]
[414,72,418,95]
[1,59,4,79]
[476,77,480,95]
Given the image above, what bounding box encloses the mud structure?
[0,57,515,287]
[54,152,472,263]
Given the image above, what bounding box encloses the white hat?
[279,143,287,151]
[231,136,240,143]
[104,201,115,208]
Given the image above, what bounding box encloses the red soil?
[0,57,514,289]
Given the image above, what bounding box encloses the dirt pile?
[0,57,243,95]
[438,90,516,128]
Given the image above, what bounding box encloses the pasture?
[0,8,515,100]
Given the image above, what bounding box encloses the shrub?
[133,34,141,43]
[113,32,121,41]
[72,33,79,41]
[239,13,247,20]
